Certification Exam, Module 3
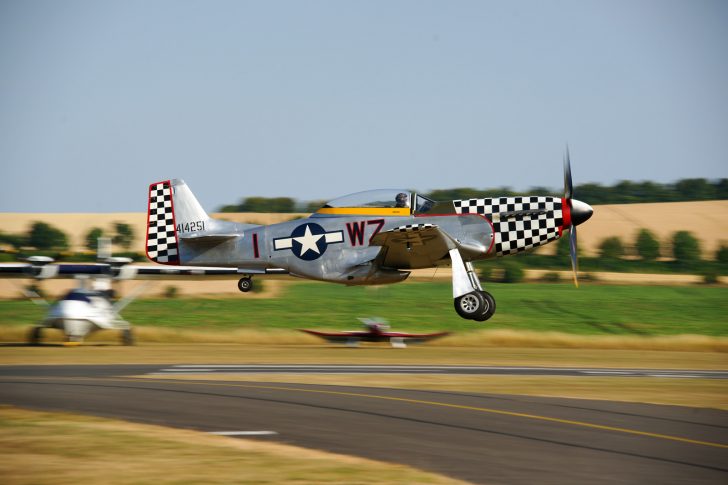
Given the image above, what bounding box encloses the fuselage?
[174,193,572,286]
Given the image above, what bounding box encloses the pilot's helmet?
[395,192,409,207]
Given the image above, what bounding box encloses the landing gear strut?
[450,249,496,321]
[28,326,43,345]
[121,328,135,346]
[237,277,253,293]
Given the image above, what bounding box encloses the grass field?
[0,407,464,485]
[1,282,725,336]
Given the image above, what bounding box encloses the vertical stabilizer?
[169,179,209,227]
[146,180,180,265]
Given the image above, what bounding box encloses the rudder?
[146,180,180,265]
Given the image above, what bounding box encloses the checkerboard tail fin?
[146,180,183,265]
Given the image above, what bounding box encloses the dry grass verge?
[0,406,467,485]
[438,329,728,352]
[1,343,726,369]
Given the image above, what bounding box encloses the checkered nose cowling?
[146,181,180,265]
[454,196,563,256]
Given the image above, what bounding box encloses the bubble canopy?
[315,189,436,216]
[323,189,411,209]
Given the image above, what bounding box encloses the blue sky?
[1,0,726,212]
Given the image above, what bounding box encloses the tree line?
[0,222,135,252]
[482,229,727,284]
[218,177,728,213]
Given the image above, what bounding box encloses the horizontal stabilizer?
[177,233,238,245]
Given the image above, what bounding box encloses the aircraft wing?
[299,329,363,343]
[369,223,454,269]
[0,263,102,279]
[0,263,33,276]
[382,331,451,343]
[0,263,287,280]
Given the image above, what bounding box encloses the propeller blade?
[564,146,573,200]
[112,281,153,314]
[569,224,578,288]
[97,237,112,261]
[20,286,50,306]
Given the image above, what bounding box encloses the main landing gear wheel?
[473,291,496,322]
[454,291,496,321]
[454,291,485,320]
[237,277,253,293]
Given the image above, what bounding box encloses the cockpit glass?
[323,189,412,209]
[415,194,436,213]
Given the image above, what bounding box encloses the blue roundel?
[272,223,344,261]
[291,223,329,261]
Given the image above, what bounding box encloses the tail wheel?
[473,291,496,321]
[121,329,135,346]
[237,277,253,293]
[454,291,486,320]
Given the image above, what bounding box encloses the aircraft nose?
[570,199,593,226]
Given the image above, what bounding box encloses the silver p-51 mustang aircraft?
[147,152,593,321]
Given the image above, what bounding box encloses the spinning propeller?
[563,147,593,287]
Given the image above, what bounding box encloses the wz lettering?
[346,219,384,246]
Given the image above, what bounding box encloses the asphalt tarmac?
[1,365,727,484]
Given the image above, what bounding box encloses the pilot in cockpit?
[395,192,410,208]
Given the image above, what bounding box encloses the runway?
[1,365,727,484]
[3,364,727,379]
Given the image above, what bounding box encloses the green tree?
[499,261,525,283]
[554,232,583,262]
[218,204,239,213]
[84,228,104,251]
[672,231,701,263]
[613,180,642,204]
[716,244,728,264]
[112,222,135,249]
[574,183,611,204]
[248,197,295,212]
[303,200,328,213]
[27,222,69,250]
[715,179,728,199]
[0,231,26,249]
[598,236,625,260]
[635,228,660,261]
[427,187,519,201]
[674,178,714,201]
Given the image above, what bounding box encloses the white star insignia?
[294,225,323,256]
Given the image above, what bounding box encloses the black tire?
[28,326,42,345]
[473,291,496,321]
[454,291,486,320]
[237,277,253,293]
[121,329,135,346]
